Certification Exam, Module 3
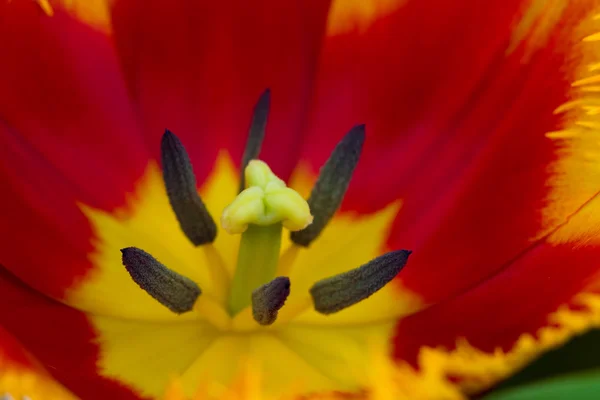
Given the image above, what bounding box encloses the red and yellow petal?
[4,0,600,398]
[397,0,600,309]
[0,0,149,301]
[393,239,600,395]
[360,1,600,394]
[0,323,77,398]
[305,0,600,309]
[109,0,332,181]
[0,267,142,398]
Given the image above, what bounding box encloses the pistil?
[222,160,312,314]
[229,223,283,314]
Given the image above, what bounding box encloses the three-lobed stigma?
[221,160,313,234]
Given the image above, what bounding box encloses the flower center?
[121,90,412,333]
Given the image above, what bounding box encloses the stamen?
[310,249,411,314]
[161,130,217,246]
[239,89,271,192]
[291,125,365,247]
[251,276,291,325]
[121,247,201,314]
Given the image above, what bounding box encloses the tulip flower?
[2,1,600,399]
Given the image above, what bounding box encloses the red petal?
[303,1,600,306]
[0,325,41,371]
[0,1,148,297]
[0,324,78,397]
[0,267,140,398]
[0,1,148,209]
[109,0,332,180]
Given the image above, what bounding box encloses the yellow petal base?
[72,152,418,398]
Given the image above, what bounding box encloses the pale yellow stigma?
[221,160,313,234]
